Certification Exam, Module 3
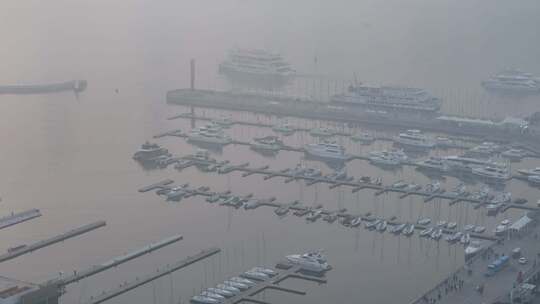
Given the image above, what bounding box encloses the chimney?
[190,59,195,90]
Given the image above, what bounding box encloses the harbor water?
[1,1,540,304]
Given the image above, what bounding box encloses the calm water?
[1,1,540,304]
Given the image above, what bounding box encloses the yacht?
[420,227,434,237]
[272,123,295,136]
[391,223,407,234]
[224,281,249,291]
[482,69,540,93]
[494,224,507,236]
[240,271,268,281]
[436,220,447,228]
[304,142,348,161]
[200,292,225,301]
[473,226,486,233]
[446,232,463,243]
[463,224,475,232]
[518,167,540,176]
[230,277,256,287]
[250,136,283,152]
[447,222,458,230]
[392,180,408,189]
[219,48,295,81]
[302,168,322,178]
[350,217,362,227]
[444,156,498,174]
[460,233,471,245]
[465,241,484,260]
[326,169,348,181]
[394,129,435,150]
[133,142,170,161]
[368,150,408,167]
[501,149,526,161]
[206,288,234,298]
[435,136,455,148]
[425,181,442,193]
[190,295,221,304]
[306,210,323,222]
[470,186,492,201]
[529,175,540,185]
[331,84,442,113]
[274,205,290,216]
[467,142,500,157]
[216,284,240,294]
[416,157,449,172]
[431,229,443,240]
[309,127,334,137]
[448,183,468,197]
[250,267,277,276]
[350,132,375,144]
[472,166,511,182]
[417,218,431,226]
[365,219,380,229]
[493,192,512,204]
[286,251,331,273]
[188,125,232,146]
[402,224,415,236]
[376,220,388,232]
[212,116,234,128]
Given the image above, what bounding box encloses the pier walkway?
[0,209,41,230]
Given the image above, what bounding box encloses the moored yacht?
[188,125,232,146]
[394,129,435,150]
[350,132,375,144]
[309,127,335,137]
[133,142,170,161]
[304,142,348,161]
[501,149,526,160]
[250,136,283,152]
[285,251,331,273]
[518,167,540,176]
[529,175,540,185]
[471,166,511,182]
[191,295,221,304]
[416,157,449,172]
[272,123,295,135]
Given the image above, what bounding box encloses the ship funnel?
[190,59,195,90]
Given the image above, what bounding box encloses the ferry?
[394,129,435,150]
[304,142,347,161]
[219,48,295,83]
[331,84,441,113]
[482,69,540,93]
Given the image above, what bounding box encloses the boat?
[350,217,362,227]
[447,222,457,230]
[518,167,540,176]
[368,154,401,167]
[133,142,170,161]
[376,220,387,232]
[240,271,268,281]
[529,175,540,185]
[350,132,375,144]
[448,183,468,197]
[394,129,436,150]
[304,142,347,161]
[188,125,232,146]
[463,224,475,232]
[250,267,276,276]
[425,181,442,193]
[365,219,380,229]
[501,219,510,225]
[405,183,422,192]
[391,223,407,234]
[165,187,188,201]
[224,280,249,291]
[274,205,290,216]
[206,194,221,203]
[444,156,499,174]
[206,288,234,298]
[200,292,225,301]
[471,166,511,182]
[219,48,295,83]
[285,251,331,273]
[431,229,443,240]
[482,69,540,93]
[467,142,500,157]
[420,227,434,237]
[391,180,408,189]
[493,192,512,204]
[473,226,486,233]
[416,157,449,172]
[190,295,221,304]
[417,218,431,226]
[306,210,323,222]
[436,220,447,228]
[293,208,311,217]
[435,136,455,148]
[402,224,415,236]
[243,199,260,210]
[323,212,338,223]
[460,233,471,245]
[250,136,283,152]
[0,80,87,95]
[327,169,348,181]
[494,224,507,236]
[212,116,234,128]
[446,232,463,243]
[272,123,295,135]
[302,168,322,178]
[309,127,334,137]
[230,277,256,286]
[470,186,492,201]
[368,150,407,167]
[501,149,526,160]
[216,284,240,294]
[465,241,484,260]
[331,84,441,113]
[220,196,243,208]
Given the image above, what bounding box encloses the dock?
[0,209,42,230]
[138,179,174,192]
[57,234,183,285]
[0,221,106,263]
[83,247,220,304]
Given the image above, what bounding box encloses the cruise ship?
[482,69,540,93]
[304,142,347,161]
[394,129,435,149]
[219,48,295,83]
[331,84,441,113]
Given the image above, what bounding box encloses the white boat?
[191,295,221,304]
[133,142,170,161]
[431,229,443,240]
[207,288,234,298]
[350,217,362,227]
[482,69,540,93]
[304,142,347,160]
[241,271,269,281]
[416,157,449,172]
[272,123,295,135]
[448,183,468,197]
[368,155,401,167]
[470,186,491,201]
[493,192,512,204]
[436,220,447,228]
[447,222,457,230]
[473,226,486,233]
[391,223,407,234]
[518,167,540,176]
[309,127,334,137]
[425,181,442,193]
[417,218,431,225]
[250,267,276,276]
[285,251,331,273]
[224,280,249,291]
[529,175,540,185]
[465,241,483,260]
[420,227,434,237]
[376,220,388,232]
[230,277,256,287]
[501,149,526,160]
[501,219,510,225]
[402,224,415,236]
[327,169,348,181]
[306,210,323,222]
[331,84,441,113]
[212,116,234,128]
[460,233,471,245]
[188,125,232,146]
[394,129,435,149]
[444,156,499,174]
[216,284,240,294]
[463,224,475,231]
[200,292,225,301]
[435,136,455,148]
[219,48,295,82]
[472,166,511,182]
[494,224,507,236]
[350,132,375,144]
[405,183,422,191]
[274,205,290,216]
[392,180,408,189]
[302,168,322,178]
[446,231,463,243]
[250,136,283,152]
[467,142,500,157]
[365,219,380,229]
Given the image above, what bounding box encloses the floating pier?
[83,247,220,304]
[0,209,42,230]
[0,221,106,263]
[138,179,174,192]
[57,234,183,285]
